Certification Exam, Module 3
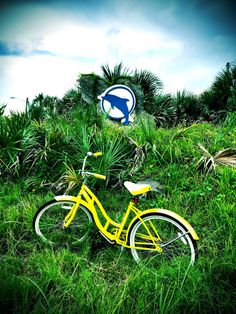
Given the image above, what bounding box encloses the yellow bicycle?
[33,152,199,265]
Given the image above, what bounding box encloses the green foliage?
[0,104,6,117]
[132,68,163,97]
[223,111,236,129]
[0,112,35,177]
[76,62,236,126]
[57,88,83,115]
[0,62,235,312]
[199,65,236,123]
[93,135,132,182]
[210,65,236,112]
[144,93,176,127]
[0,136,235,312]
[77,63,164,114]
[78,73,107,104]
[173,90,201,124]
[101,62,132,86]
[28,93,60,121]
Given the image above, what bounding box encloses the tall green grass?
[0,112,236,313]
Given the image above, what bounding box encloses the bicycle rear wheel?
[129,214,197,266]
[33,200,93,246]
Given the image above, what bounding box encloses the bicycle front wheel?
[33,200,93,246]
[129,214,197,266]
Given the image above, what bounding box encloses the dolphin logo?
[101,94,131,125]
[98,85,136,125]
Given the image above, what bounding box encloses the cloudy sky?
[0,0,235,113]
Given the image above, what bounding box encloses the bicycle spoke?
[33,200,93,245]
[130,214,197,266]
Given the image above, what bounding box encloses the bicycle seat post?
[133,196,139,204]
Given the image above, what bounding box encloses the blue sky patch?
[0,41,24,56]
[0,0,236,113]
[30,49,55,56]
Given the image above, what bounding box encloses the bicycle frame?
[55,182,199,250]
[54,151,199,250]
[55,183,164,251]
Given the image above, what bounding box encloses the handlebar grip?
[93,152,103,157]
[93,173,106,180]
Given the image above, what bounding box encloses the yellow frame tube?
[126,208,199,242]
[54,186,199,250]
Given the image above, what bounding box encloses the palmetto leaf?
[197,143,212,157]
[61,163,80,193]
[101,62,131,85]
[29,93,59,120]
[132,69,163,95]
[207,65,236,112]
[144,93,176,126]
[126,136,146,175]
[197,144,236,174]
[174,90,201,122]
[57,88,82,113]
[214,148,236,168]
[0,113,32,173]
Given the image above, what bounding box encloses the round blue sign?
[98,85,136,125]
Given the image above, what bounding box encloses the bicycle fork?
[62,197,81,229]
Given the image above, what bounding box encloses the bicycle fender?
[127,208,199,241]
[54,195,79,203]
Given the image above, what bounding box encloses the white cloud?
[160,64,218,94]
[0,2,230,114]
[0,54,98,114]
[42,23,107,59]
[105,26,183,58]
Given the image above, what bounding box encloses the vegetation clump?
[0,63,235,313]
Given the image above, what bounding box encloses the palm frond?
[197,144,236,174]
[132,69,163,95]
[126,136,146,175]
[214,148,236,168]
[61,163,81,193]
[144,93,176,127]
[101,62,131,85]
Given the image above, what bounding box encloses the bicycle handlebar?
[81,152,106,180]
[87,152,102,157]
[81,171,106,180]
[93,152,102,157]
[92,173,106,180]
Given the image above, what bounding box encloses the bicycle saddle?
[124,181,151,196]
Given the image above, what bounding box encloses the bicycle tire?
[129,213,197,266]
[33,200,93,246]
